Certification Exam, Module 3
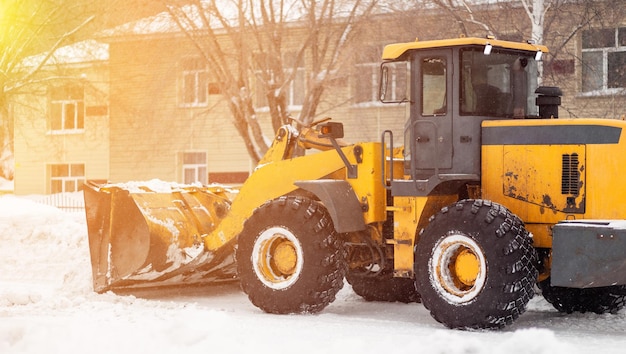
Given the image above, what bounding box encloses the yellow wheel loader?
[85,37,626,329]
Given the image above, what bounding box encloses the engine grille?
[561,153,580,195]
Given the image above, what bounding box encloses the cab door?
[409,50,453,175]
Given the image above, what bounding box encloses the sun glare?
[0,1,19,40]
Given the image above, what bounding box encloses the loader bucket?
[83,181,237,292]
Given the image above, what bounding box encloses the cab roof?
[382,37,549,60]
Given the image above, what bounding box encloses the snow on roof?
[100,2,246,37]
[99,0,383,38]
[21,39,109,67]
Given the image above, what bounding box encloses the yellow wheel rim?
[430,234,487,304]
[252,227,303,290]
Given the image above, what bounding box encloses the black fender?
[294,180,366,233]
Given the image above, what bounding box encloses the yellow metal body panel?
[481,118,626,248]
[526,224,553,249]
[585,141,626,219]
[347,142,388,225]
[204,131,387,251]
[391,193,459,276]
[383,37,548,60]
[205,147,345,250]
[391,196,426,274]
[498,144,586,216]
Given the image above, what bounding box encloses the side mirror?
[379,65,389,101]
[379,61,409,103]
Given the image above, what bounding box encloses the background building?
[12,41,109,194]
[10,1,626,194]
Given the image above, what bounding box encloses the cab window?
[421,57,447,116]
[460,48,538,118]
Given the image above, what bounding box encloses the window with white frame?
[50,85,84,132]
[255,52,305,109]
[49,163,84,193]
[354,46,408,104]
[180,57,209,106]
[182,151,207,184]
[354,47,381,104]
[355,62,379,104]
[581,27,626,93]
[287,67,305,108]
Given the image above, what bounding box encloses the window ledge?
[577,88,626,98]
[287,105,303,112]
[48,129,85,135]
[179,103,209,108]
[255,105,302,113]
[351,101,390,108]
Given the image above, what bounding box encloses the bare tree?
[162,0,380,163]
[427,0,496,37]
[0,1,89,179]
[422,0,624,65]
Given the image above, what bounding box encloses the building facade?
[12,42,110,194]
[11,2,626,194]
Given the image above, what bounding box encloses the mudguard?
[294,179,366,233]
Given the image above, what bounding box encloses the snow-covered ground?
[0,177,13,193]
[1,194,625,354]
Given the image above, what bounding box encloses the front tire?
[236,196,346,314]
[415,199,538,329]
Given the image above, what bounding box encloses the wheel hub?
[454,249,480,286]
[272,240,297,275]
[430,233,487,304]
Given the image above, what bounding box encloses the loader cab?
[379,37,546,197]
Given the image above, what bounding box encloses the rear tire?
[539,278,626,314]
[346,269,420,303]
[236,196,345,314]
[415,199,538,329]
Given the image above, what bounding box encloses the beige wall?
[13,62,109,194]
[107,37,253,183]
[106,33,413,184]
[99,6,626,185]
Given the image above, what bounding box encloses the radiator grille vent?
[561,153,580,195]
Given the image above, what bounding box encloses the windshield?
[460,48,539,118]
